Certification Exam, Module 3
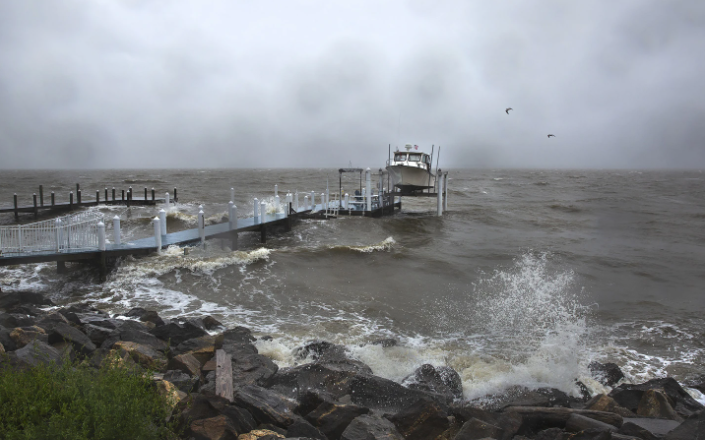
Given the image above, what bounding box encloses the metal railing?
[0,211,104,255]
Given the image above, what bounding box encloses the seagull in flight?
[505,107,513,114]
[547,134,556,138]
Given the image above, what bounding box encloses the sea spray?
[463,252,591,400]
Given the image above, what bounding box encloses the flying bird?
[505,107,513,114]
[547,134,555,138]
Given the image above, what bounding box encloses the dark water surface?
[1,168,704,401]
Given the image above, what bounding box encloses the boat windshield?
[394,153,407,161]
[408,153,422,162]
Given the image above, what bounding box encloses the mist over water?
[2,168,705,401]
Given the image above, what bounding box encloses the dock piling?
[437,171,444,216]
[77,190,82,204]
[76,183,80,194]
[112,188,115,201]
[344,193,349,209]
[105,188,108,202]
[97,221,106,251]
[365,168,372,213]
[113,216,121,245]
[253,198,259,221]
[121,190,125,201]
[159,209,167,236]
[13,194,18,219]
[198,210,205,244]
[51,192,55,206]
[153,217,162,250]
[96,190,100,204]
[70,191,74,209]
[144,187,148,200]
[230,188,235,203]
[260,201,266,224]
[304,195,309,210]
[39,185,44,206]
[274,184,278,197]
[33,194,37,216]
[151,188,155,201]
[274,195,280,216]
[294,192,299,212]
[228,201,236,230]
[165,192,170,210]
[173,188,177,202]
[55,218,62,251]
[444,172,449,211]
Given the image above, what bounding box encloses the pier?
[0,167,447,281]
[0,184,175,219]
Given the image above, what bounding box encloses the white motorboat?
[386,144,436,192]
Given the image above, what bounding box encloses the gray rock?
[14,340,61,367]
[47,322,96,354]
[386,398,449,440]
[341,414,403,440]
[233,385,298,428]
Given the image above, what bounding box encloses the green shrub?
[0,353,180,440]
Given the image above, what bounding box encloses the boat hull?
[386,165,436,192]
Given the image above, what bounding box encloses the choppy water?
[2,168,705,401]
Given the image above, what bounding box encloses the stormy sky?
[1,1,704,169]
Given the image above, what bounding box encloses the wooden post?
[13,193,18,219]
[76,183,80,194]
[96,190,100,204]
[151,188,155,201]
[77,189,82,204]
[215,349,233,402]
[144,187,148,200]
[105,188,108,202]
[69,191,74,209]
[121,189,125,201]
[173,188,177,202]
[51,192,55,206]
[39,185,44,206]
[112,187,116,201]
[57,260,67,274]
[33,193,37,217]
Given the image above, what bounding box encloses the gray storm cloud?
[0,0,704,169]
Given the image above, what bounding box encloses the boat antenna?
[428,144,434,192]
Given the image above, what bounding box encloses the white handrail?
[0,211,105,255]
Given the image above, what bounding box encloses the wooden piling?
[121,190,125,201]
[77,190,82,204]
[51,192,55,206]
[215,349,233,402]
[173,188,177,202]
[33,194,38,217]
[96,190,100,204]
[76,183,80,194]
[144,187,148,200]
[105,188,108,202]
[69,192,74,209]
[151,188,155,201]
[112,188,116,201]
[39,185,44,206]
[13,194,18,219]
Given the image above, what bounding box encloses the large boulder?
[0,312,34,328]
[637,389,683,421]
[450,404,521,440]
[584,394,636,417]
[112,341,167,370]
[588,362,625,387]
[173,334,217,357]
[341,414,404,440]
[232,352,279,388]
[285,417,328,440]
[10,326,48,348]
[0,291,54,309]
[454,417,504,440]
[82,324,113,347]
[101,320,168,352]
[266,362,358,401]
[13,340,61,367]
[503,406,623,435]
[490,386,571,410]
[34,312,71,332]
[232,385,298,428]
[306,401,369,440]
[609,378,703,418]
[385,398,449,440]
[47,322,96,355]
[189,415,239,440]
[348,374,447,410]
[149,319,208,346]
[125,308,165,326]
[401,363,463,400]
[618,418,681,439]
[0,325,17,351]
[664,409,705,440]
[167,353,203,379]
[163,370,200,393]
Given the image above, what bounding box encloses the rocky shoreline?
[1,289,704,440]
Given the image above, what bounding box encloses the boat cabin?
[392,144,432,171]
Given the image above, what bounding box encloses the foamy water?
[2,168,705,401]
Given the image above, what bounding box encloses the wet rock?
[163,369,200,393]
[83,324,113,346]
[202,315,224,330]
[256,424,287,436]
[503,406,622,435]
[584,394,636,417]
[534,427,563,440]
[167,352,203,379]
[609,377,704,418]
[664,409,705,439]
[588,362,625,387]
[496,386,571,409]
[295,340,347,362]
[112,340,167,370]
[260,335,273,342]
[232,385,298,428]
[10,326,48,348]
[7,304,43,316]
[565,413,617,433]
[306,401,369,440]
[0,312,35,328]
[47,322,96,355]
[125,307,165,326]
[454,417,504,440]
[0,290,54,309]
[173,334,217,357]
[450,404,521,440]
[14,340,61,367]
[34,312,71,332]
[294,389,337,417]
[75,313,121,329]
[150,319,208,346]
[0,325,17,351]
[637,389,683,421]
[386,398,449,440]
[341,414,403,440]
[56,308,82,326]
[619,418,681,439]
[237,429,284,440]
[617,421,660,440]
[189,415,239,440]
[188,345,217,366]
[286,417,328,440]
[266,362,359,401]
[232,353,279,388]
[101,321,168,352]
[349,374,446,410]
[401,363,463,400]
